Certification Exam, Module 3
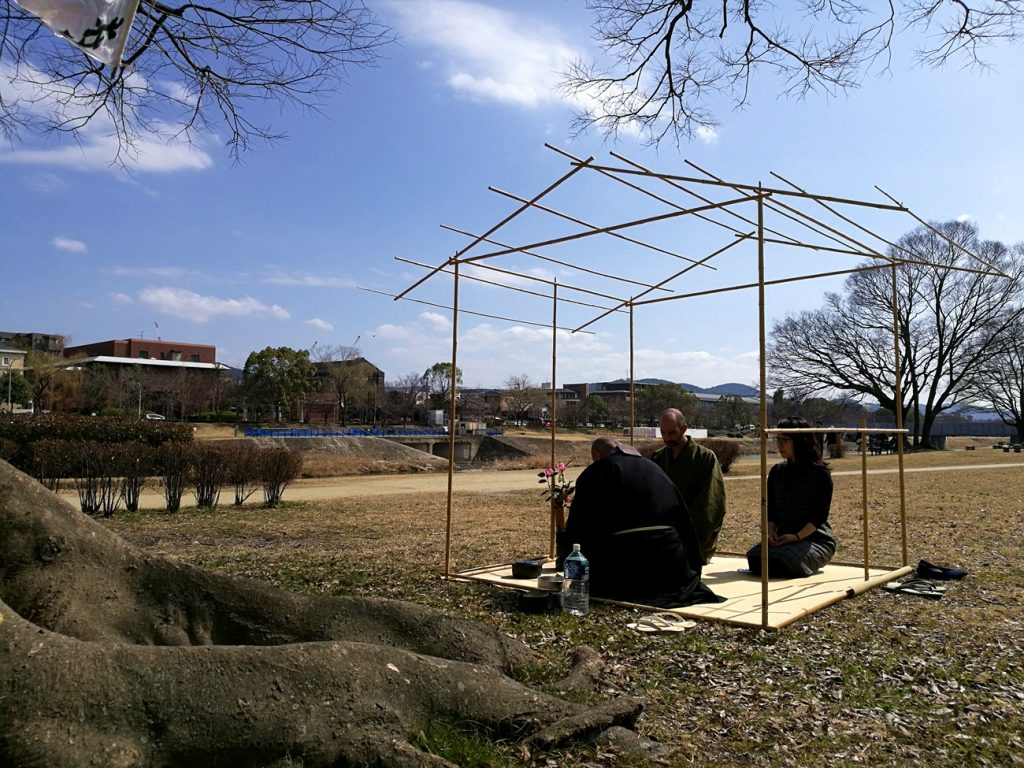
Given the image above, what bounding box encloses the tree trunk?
[0,459,642,766]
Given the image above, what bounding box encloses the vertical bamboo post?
[861,418,870,581]
[757,186,769,629]
[443,260,460,578]
[629,302,635,445]
[890,266,909,566]
[550,280,558,558]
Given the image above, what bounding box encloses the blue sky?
[2,1,1022,390]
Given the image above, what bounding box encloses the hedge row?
[0,413,192,471]
[6,439,301,516]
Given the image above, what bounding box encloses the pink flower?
[544,467,555,477]
[556,462,566,472]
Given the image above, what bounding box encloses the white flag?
[14,0,142,67]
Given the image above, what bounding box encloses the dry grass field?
[101,438,1024,767]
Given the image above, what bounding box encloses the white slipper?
[627,612,697,633]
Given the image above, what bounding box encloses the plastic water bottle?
[562,543,590,616]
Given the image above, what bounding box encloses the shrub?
[70,441,120,518]
[117,442,155,512]
[225,442,262,506]
[192,443,229,509]
[260,446,302,508]
[157,443,192,513]
[26,439,73,492]
[701,438,742,474]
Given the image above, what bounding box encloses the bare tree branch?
[565,0,1019,146]
[1,0,393,162]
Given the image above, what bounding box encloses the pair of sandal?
[881,578,948,600]
[626,612,697,633]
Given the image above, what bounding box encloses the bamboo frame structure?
[388,145,1009,629]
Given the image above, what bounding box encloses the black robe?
[562,449,720,607]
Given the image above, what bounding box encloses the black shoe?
[916,559,967,581]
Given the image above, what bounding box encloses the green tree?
[1,1,393,162]
[1,370,31,409]
[422,362,462,412]
[24,350,76,413]
[583,394,612,426]
[713,395,754,431]
[242,347,318,423]
[636,383,697,425]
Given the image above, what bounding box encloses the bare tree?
[502,373,542,423]
[384,371,424,426]
[564,1,1024,146]
[1,1,393,161]
[973,317,1024,442]
[313,344,370,426]
[769,221,1023,447]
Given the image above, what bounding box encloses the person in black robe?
[560,437,720,608]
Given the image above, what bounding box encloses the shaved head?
[590,436,618,462]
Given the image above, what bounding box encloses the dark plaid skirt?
[746,538,836,579]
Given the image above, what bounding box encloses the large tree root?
[0,599,641,767]
[0,460,644,766]
[0,460,532,673]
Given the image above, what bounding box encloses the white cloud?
[110,292,134,304]
[696,125,719,144]
[138,287,290,322]
[26,172,69,193]
[370,310,759,388]
[420,311,453,331]
[112,266,199,278]
[262,273,358,288]
[306,318,334,331]
[388,1,578,109]
[52,236,87,253]
[956,213,973,223]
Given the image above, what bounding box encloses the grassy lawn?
[102,446,1024,767]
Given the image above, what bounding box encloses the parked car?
[145,413,166,420]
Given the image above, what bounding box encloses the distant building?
[65,338,216,364]
[0,330,65,354]
[60,338,226,416]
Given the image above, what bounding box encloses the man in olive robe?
[652,408,727,564]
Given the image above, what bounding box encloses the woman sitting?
[746,417,837,578]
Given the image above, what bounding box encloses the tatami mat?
[455,555,913,629]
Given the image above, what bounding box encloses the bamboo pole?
[572,236,748,334]
[394,156,595,300]
[611,150,803,247]
[439,224,675,294]
[629,303,635,445]
[757,186,770,630]
[550,280,558,558]
[460,195,761,264]
[397,256,626,310]
[890,266,909,566]
[861,418,870,581]
[443,261,461,579]
[358,287,595,333]
[568,161,908,211]
[489,186,715,268]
